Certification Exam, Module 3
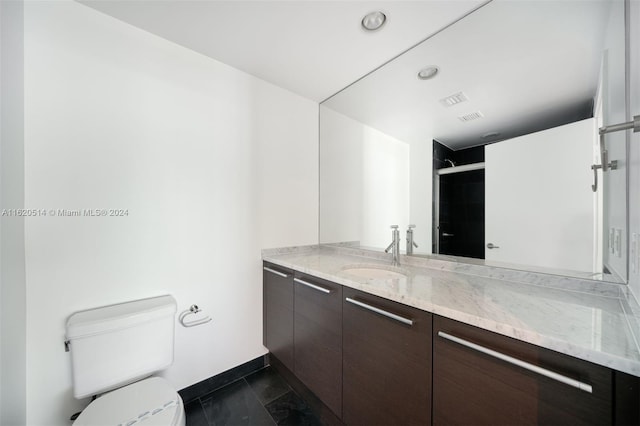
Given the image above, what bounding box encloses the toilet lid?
[73,377,184,426]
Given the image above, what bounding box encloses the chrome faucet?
[384,225,400,266]
[406,224,419,255]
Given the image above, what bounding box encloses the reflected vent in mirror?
[439,92,468,107]
[458,111,484,122]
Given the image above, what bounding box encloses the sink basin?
[341,267,407,280]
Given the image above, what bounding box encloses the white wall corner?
[1,0,27,425]
[627,0,640,298]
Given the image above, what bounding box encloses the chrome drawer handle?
[437,331,593,394]
[294,278,331,294]
[346,297,413,326]
[263,266,289,278]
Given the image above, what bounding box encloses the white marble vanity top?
[262,245,640,377]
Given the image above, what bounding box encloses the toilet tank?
[66,295,177,398]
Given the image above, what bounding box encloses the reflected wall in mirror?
[320,0,628,282]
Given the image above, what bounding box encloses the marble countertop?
[263,245,640,377]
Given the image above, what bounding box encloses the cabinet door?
[263,262,294,371]
[433,315,612,425]
[614,371,640,425]
[294,273,342,418]
[343,287,432,426]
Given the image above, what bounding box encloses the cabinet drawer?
[343,287,432,426]
[433,315,612,425]
[263,262,294,370]
[294,273,342,417]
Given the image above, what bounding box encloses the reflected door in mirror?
[485,119,596,272]
[438,169,485,259]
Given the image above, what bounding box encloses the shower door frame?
[433,162,485,256]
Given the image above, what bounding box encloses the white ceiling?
[323,0,616,149]
[78,0,486,102]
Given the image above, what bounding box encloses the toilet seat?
[73,377,185,426]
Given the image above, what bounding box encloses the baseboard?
[178,355,268,404]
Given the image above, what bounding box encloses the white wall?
[319,107,419,251]
[485,119,596,273]
[602,0,627,279]
[258,91,318,250]
[319,107,362,244]
[23,2,318,425]
[628,0,640,300]
[1,1,27,425]
[409,139,433,256]
[361,126,410,249]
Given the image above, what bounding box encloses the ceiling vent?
[439,92,468,107]
[458,111,484,122]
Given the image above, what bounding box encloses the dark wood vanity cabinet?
[432,315,613,426]
[342,287,432,426]
[264,262,640,426]
[614,371,640,425]
[293,273,343,417]
[263,264,343,417]
[263,262,295,371]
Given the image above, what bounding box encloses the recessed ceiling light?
[361,11,386,31]
[417,66,439,80]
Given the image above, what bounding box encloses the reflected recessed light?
[362,11,386,31]
[417,66,439,80]
[482,132,501,139]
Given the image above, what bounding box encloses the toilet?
[65,295,185,426]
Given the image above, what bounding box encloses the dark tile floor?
[185,366,322,426]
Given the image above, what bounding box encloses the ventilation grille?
[458,111,484,122]
[439,92,468,107]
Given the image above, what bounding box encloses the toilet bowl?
[73,377,185,426]
[66,295,185,425]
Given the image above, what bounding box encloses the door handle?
[442,233,455,237]
[294,278,332,294]
[487,243,500,249]
[437,331,592,393]
[345,298,414,326]
[263,266,290,278]
[591,160,617,192]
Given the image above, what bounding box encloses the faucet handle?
[408,224,416,229]
[390,225,399,229]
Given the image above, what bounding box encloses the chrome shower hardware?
[406,225,419,255]
[592,115,639,192]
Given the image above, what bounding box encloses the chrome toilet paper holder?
[179,304,212,328]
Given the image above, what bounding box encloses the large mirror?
[319,0,628,282]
